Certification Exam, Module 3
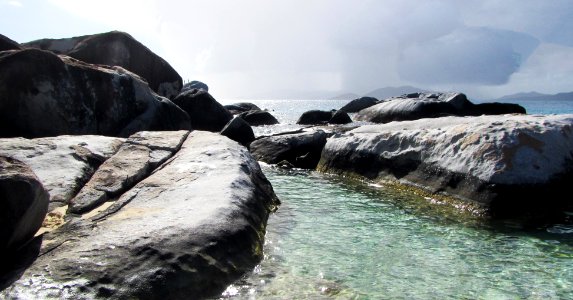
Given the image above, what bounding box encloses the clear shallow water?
[216,98,573,299]
[221,168,573,299]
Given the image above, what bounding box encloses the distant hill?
[330,92,360,100]
[495,91,573,101]
[364,86,429,100]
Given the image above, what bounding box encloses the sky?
[1,0,573,100]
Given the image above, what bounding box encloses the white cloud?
[7,0,23,7]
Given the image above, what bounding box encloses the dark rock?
[238,110,279,126]
[1,131,279,299]
[472,102,527,115]
[181,80,208,93]
[339,97,379,113]
[355,92,526,124]
[220,117,256,147]
[0,135,124,211]
[24,31,182,98]
[68,131,189,215]
[0,34,21,51]
[355,92,472,123]
[250,130,328,169]
[297,110,334,125]
[0,48,191,138]
[0,156,49,254]
[172,89,233,132]
[329,110,352,124]
[318,114,573,218]
[224,102,262,115]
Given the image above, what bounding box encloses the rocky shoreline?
[1,30,573,298]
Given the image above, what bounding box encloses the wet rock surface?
[339,96,379,113]
[0,48,190,138]
[224,103,262,115]
[318,114,573,217]
[0,135,124,211]
[24,31,183,98]
[1,131,279,299]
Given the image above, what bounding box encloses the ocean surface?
[216,98,573,299]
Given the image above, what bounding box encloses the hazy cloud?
[2,0,572,98]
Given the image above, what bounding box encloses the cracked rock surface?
[1,131,278,299]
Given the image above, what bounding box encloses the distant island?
[332,87,573,102]
[494,91,573,102]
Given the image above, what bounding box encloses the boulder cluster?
[0,31,280,298]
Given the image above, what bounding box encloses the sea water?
[216,98,573,299]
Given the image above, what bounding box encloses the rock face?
[318,114,573,217]
[0,156,49,254]
[0,135,124,211]
[297,110,334,125]
[181,80,209,93]
[220,117,256,147]
[68,131,189,215]
[0,48,191,138]
[250,130,328,169]
[172,89,233,132]
[297,110,352,125]
[339,96,379,113]
[0,34,21,51]
[329,110,352,125]
[1,131,279,299]
[238,110,280,126]
[355,92,525,123]
[224,103,262,115]
[24,31,182,98]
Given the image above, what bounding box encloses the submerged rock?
[0,156,48,254]
[24,31,182,98]
[250,129,328,169]
[0,48,190,138]
[172,89,233,132]
[318,114,573,217]
[355,92,525,123]
[238,110,279,126]
[1,131,279,299]
[220,117,256,147]
[68,131,189,215]
[339,96,379,113]
[0,135,124,211]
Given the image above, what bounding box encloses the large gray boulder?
[220,117,256,147]
[238,110,279,126]
[355,92,525,123]
[0,156,48,254]
[68,131,190,215]
[0,135,124,211]
[172,89,233,132]
[318,114,573,217]
[224,102,262,115]
[1,131,279,299]
[24,31,183,98]
[250,129,328,169]
[339,96,379,113]
[0,48,190,138]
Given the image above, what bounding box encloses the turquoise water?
[221,168,573,299]
[217,98,573,299]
